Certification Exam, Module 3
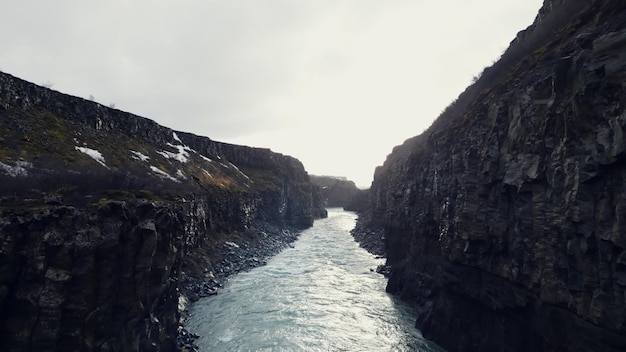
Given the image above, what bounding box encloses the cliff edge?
[355,0,626,351]
[0,71,326,351]
[308,175,367,211]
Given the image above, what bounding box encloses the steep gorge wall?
[0,192,309,351]
[0,71,325,350]
[0,202,186,351]
[0,70,323,231]
[308,175,365,209]
[178,132,325,227]
[358,1,626,351]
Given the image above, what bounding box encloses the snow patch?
[130,150,150,162]
[75,146,107,167]
[199,154,213,163]
[178,295,188,312]
[228,161,252,182]
[149,166,179,182]
[172,131,182,143]
[157,142,191,163]
[0,160,32,177]
[176,169,187,180]
[225,241,240,248]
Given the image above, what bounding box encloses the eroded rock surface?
[0,70,326,351]
[309,175,365,210]
[354,1,626,351]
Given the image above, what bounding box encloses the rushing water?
[187,209,443,352]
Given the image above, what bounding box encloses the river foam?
[186,208,444,352]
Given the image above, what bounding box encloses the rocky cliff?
[354,1,626,351]
[308,175,366,211]
[0,71,326,351]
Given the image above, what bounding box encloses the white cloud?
[1,0,543,188]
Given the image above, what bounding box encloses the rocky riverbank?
[350,212,384,257]
[177,220,303,351]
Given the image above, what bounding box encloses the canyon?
[2,0,626,351]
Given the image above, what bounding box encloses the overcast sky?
[1,0,543,188]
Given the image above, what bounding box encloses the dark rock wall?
[0,71,170,147]
[358,1,626,351]
[0,69,326,349]
[343,188,368,213]
[0,189,316,351]
[180,132,322,228]
[0,202,185,351]
[309,175,363,209]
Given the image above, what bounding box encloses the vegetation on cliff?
[0,71,325,351]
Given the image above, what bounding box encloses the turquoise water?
[186,209,443,352]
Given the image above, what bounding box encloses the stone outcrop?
[343,188,369,213]
[0,71,326,351]
[354,1,626,351]
[309,175,365,210]
[0,202,186,351]
[350,211,385,256]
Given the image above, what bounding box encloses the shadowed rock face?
[355,1,626,351]
[308,175,366,211]
[1,202,186,351]
[0,71,325,350]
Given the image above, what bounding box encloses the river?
[186,208,444,352]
